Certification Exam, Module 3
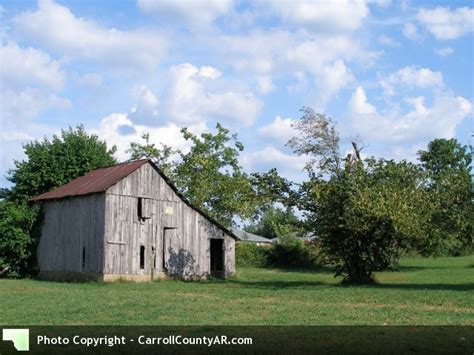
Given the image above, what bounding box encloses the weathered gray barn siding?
[103,163,235,280]
[37,193,105,280]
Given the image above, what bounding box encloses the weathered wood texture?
[37,162,235,281]
[103,163,235,278]
[37,193,105,274]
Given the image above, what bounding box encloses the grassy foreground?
[0,256,473,325]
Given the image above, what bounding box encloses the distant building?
[31,159,237,282]
[231,228,272,246]
[270,232,319,245]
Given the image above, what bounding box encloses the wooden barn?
[31,159,236,281]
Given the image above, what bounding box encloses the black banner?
[0,326,472,354]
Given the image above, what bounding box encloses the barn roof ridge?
[30,159,238,240]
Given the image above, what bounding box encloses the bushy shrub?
[0,201,41,277]
[235,242,268,267]
[236,234,322,269]
[266,235,320,268]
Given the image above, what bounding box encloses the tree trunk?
[346,259,373,283]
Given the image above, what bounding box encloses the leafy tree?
[173,123,257,226]
[127,133,176,176]
[249,168,295,212]
[418,139,473,255]
[1,125,117,277]
[288,108,431,283]
[7,125,117,201]
[245,207,302,240]
[0,201,40,276]
[312,159,430,282]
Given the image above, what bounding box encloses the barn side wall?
[37,193,105,280]
[103,163,235,279]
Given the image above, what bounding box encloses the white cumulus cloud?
[165,63,262,127]
[93,113,206,162]
[265,0,370,33]
[137,0,234,27]
[13,0,167,71]
[258,116,297,143]
[0,42,64,90]
[241,146,308,182]
[380,66,444,96]
[417,6,474,40]
[347,86,472,145]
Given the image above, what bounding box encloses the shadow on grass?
[370,283,474,292]
[225,279,334,289]
[272,265,336,274]
[394,265,469,272]
[236,265,336,275]
[222,278,474,292]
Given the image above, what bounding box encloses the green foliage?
[312,159,430,282]
[245,207,302,240]
[7,125,117,201]
[266,235,320,268]
[1,125,117,277]
[236,237,321,269]
[235,243,268,267]
[173,124,258,226]
[0,201,40,277]
[249,168,294,211]
[126,133,176,176]
[288,109,438,283]
[418,139,473,255]
[237,216,321,268]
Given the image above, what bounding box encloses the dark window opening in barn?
[210,239,224,276]
[138,197,151,221]
[82,246,86,269]
[140,245,145,269]
[138,197,143,220]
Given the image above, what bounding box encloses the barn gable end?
[32,159,236,281]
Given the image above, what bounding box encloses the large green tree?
[288,107,432,283]
[7,125,117,201]
[311,159,430,282]
[173,124,258,226]
[1,125,117,277]
[418,138,473,255]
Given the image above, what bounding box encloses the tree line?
[0,108,472,282]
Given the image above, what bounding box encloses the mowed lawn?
[0,256,473,325]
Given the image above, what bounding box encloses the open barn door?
[210,239,224,277]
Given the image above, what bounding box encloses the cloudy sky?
[1,0,473,186]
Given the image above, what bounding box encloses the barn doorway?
[210,239,224,276]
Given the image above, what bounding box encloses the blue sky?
[1,0,473,186]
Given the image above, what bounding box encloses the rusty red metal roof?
[30,159,150,201]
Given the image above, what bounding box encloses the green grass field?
[0,256,473,326]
